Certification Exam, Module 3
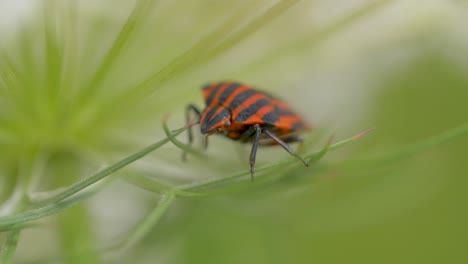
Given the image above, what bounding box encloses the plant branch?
[31,126,186,207]
[0,229,20,264]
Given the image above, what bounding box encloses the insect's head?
[200,105,232,134]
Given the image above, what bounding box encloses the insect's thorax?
[199,105,231,134]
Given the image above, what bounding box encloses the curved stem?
[107,192,175,251]
[32,127,186,207]
[0,229,20,264]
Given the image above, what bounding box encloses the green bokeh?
[1,1,468,264]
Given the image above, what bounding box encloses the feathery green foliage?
[1,0,467,263]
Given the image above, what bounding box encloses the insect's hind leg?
[262,129,309,167]
[248,124,263,181]
[280,135,303,144]
[281,135,306,155]
[184,104,202,161]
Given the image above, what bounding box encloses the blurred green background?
[1,0,467,263]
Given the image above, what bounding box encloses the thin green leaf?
[75,0,158,107]
[99,8,249,108]
[31,126,186,206]
[236,0,394,77]
[161,116,207,159]
[106,192,175,251]
[0,55,24,103]
[0,127,373,229]
[124,172,207,198]
[42,1,63,119]
[196,0,301,66]
[0,229,20,263]
[181,129,372,192]
[5,120,467,229]
[100,0,300,113]
[0,189,93,232]
[339,122,468,168]
[326,128,374,152]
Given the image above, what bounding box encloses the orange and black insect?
[185,81,311,179]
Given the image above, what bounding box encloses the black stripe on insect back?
[209,108,229,126]
[235,99,277,123]
[274,105,296,116]
[217,82,242,104]
[227,89,258,109]
[291,121,306,130]
[260,110,280,124]
[204,82,223,106]
[202,106,219,124]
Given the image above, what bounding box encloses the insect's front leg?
[184,104,202,161]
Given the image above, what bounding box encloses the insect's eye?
[224,120,231,128]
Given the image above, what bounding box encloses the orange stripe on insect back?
[277,115,302,124]
[275,116,301,128]
[231,93,267,117]
[208,81,233,107]
[257,105,275,117]
[202,83,218,101]
[276,115,311,130]
[241,105,274,124]
[199,109,208,125]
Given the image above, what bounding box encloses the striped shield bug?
[185,81,311,179]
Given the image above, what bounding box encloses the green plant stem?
[32,126,186,207]
[99,0,301,117]
[2,121,468,232]
[236,0,394,77]
[124,173,198,197]
[45,152,102,264]
[162,118,207,159]
[0,127,369,231]
[0,229,20,264]
[195,0,301,66]
[57,204,101,264]
[0,188,96,231]
[337,121,468,169]
[0,126,186,231]
[75,0,157,108]
[109,192,175,251]
[178,132,341,192]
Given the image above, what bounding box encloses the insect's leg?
[281,135,306,154]
[185,104,201,142]
[238,125,258,142]
[248,124,262,181]
[184,104,201,161]
[263,129,309,167]
[281,135,303,143]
